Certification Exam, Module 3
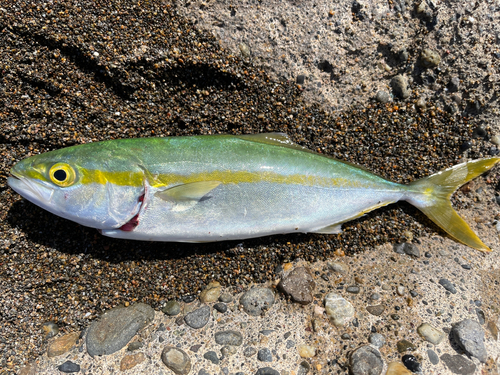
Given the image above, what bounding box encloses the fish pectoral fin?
[155,181,221,203]
[310,223,343,234]
[236,133,311,153]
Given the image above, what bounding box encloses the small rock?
[18,365,37,375]
[298,344,316,358]
[368,333,386,348]
[161,347,191,375]
[370,293,381,301]
[214,330,243,346]
[257,348,272,362]
[349,345,383,375]
[375,91,391,103]
[221,345,238,357]
[204,351,220,365]
[420,48,441,68]
[427,349,439,365]
[47,332,79,358]
[393,243,420,257]
[255,367,279,375]
[440,353,476,374]
[199,281,222,303]
[244,347,257,357]
[240,287,275,316]
[327,261,349,274]
[57,361,80,373]
[42,322,59,339]
[486,320,498,340]
[449,77,460,92]
[391,75,410,99]
[324,293,355,327]
[120,352,146,371]
[184,305,211,329]
[417,323,445,345]
[219,293,233,303]
[214,303,227,313]
[438,278,457,294]
[346,286,360,294]
[396,286,405,296]
[278,267,315,305]
[162,301,181,316]
[386,362,412,375]
[128,341,143,351]
[86,303,154,356]
[397,339,416,353]
[491,134,500,146]
[402,354,422,373]
[366,305,385,316]
[451,319,488,363]
[298,360,310,375]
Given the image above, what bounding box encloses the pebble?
[440,353,476,374]
[420,48,441,68]
[427,349,439,365]
[298,361,310,375]
[57,361,80,373]
[451,319,488,363]
[86,303,154,356]
[346,286,360,294]
[417,323,445,345]
[199,281,222,303]
[327,261,349,274]
[42,322,59,339]
[214,302,228,313]
[120,352,146,371]
[324,293,355,326]
[163,301,181,316]
[221,345,238,357]
[390,75,410,99]
[128,341,143,351]
[184,305,211,329]
[393,243,420,257]
[491,134,500,146]
[244,347,257,357]
[486,320,498,340]
[277,266,316,305]
[396,286,405,296]
[375,91,391,103]
[402,354,422,373]
[204,351,220,364]
[161,347,191,375]
[366,304,385,316]
[214,330,243,346]
[397,339,416,353]
[438,278,457,294]
[47,332,79,358]
[219,294,233,303]
[240,287,275,316]
[370,293,381,301]
[349,345,383,375]
[257,348,272,362]
[448,77,460,92]
[255,367,279,375]
[368,333,386,348]
[386,362,412,375]
[297,344,316,358]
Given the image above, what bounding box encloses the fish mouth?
[7,173,54,205]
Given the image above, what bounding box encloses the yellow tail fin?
[407,157,500,252]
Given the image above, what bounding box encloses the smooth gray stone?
[184,305,210,329]
[214,330,243,346]
[257,348,272,362]
[441,353,476,374]
[86,303,154,356]
[349,345,383,375]
[451,319,488,363]
[161,346,191,375]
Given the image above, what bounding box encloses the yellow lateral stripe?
[78,168,363,188]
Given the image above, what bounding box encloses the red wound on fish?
[120,213,139,231]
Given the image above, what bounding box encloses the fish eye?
[49,163,76,187]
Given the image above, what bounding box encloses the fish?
[7,133,500,251]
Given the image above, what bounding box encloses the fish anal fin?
[155,181,221,203]
[311,223,343,234]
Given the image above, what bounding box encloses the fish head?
[8,147,143,230]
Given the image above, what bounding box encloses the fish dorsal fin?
[236,133,310,153]
[155,181,221,203]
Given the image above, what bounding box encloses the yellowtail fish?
[7,133,499,251]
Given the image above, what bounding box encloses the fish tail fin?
[406,157,500,252]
